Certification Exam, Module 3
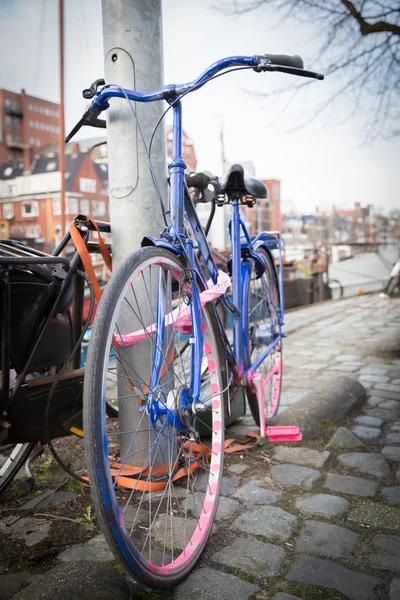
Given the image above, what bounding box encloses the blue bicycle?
[67,53,323,587]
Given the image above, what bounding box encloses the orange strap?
[109,429,261,492]
[69,217,112,303]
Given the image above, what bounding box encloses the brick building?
[244,178,282,235]
[0,88,60,167]
[167,127,197,171]
[0,145,108,250]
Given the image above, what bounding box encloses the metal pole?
[58,0,66,237]
[101,0,167,463]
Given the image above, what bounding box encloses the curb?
[276,376,366,437]
[369,326,400,359]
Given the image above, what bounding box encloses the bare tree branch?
[216,0,400,139]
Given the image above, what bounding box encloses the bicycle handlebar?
[65,54,324,142]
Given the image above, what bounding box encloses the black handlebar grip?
[264,54,304,69]
[185,172,211,190]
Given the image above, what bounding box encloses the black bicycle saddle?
[219,163,268,199]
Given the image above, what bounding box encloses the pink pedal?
[266,426,302,443]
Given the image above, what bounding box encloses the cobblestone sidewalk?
[1,294,400,600]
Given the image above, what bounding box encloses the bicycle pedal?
[70,426,84,438]
[266,426,302,443]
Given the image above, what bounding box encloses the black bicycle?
[0,215,111,493]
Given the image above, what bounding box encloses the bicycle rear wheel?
[84,246,227,588]
[246,246,282,423]
[0,442,33,494]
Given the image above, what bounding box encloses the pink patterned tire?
[83,247,227,587]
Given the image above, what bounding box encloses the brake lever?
[65,107,106,143]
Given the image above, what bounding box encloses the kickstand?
[21,442,45,492]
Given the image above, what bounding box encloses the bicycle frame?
[148,98,285,405]
[92,54,287,406]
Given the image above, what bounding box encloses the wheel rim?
[0,443,32,492]
[248,251,282,420]
[89,253,224,578]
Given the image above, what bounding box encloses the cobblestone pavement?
[1,294,400,600]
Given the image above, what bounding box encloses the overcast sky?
[0,0,399,214]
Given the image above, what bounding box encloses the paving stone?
[387,433,400,444]
[11,562,132,600]
[327,364,360,372]
[211,536,285,577]
[232,480,282,505]
[367,397,383,407]
[272,447,329,468]
[57,534,114,563]
[329,427,365,449]
[324,473,379,497]
[271,464,320,489]
[335,354,361,362]
[296,520,359,558]
[180,492,241,521]
[365,408,400,421]
[279,391,306,407]
[347,501,400,531]
[391,425,400,432]
[382,446,400,461]
[375,383,400,393]
[390,579,400,599]
[270,595,304,600]
[360,375,390,383]
[295,494,349,517]
[383,487,400,505]
[0,572,31,600]
[19,491,76,511]
[352,426,381,440]
[381,401,400,410]
[337,452,390,479]
[227,463,249,474]
[175,567,259,600]
[369,555,400,573]
[360,367,389,376]
[196,473,239,496]
[0,517,51,546]
[354,415,384,427]
[233,506,297,542]
[287,555,380,600]
[374,535,400,555]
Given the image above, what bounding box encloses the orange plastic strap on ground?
[109,430,261,492]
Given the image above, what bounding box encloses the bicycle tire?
[0,442,34,494]
[245,246,282,424]
[83,246,227,588]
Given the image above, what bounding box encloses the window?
[66,198,78,214]
[46,161,57,172]
[80,178,96,193]
[28,104,33,111]
[29,120,34,128]
[22,201,39,217]
[5,116,12,125]
[52,199,61,215]
[91,200,106,217]
[26,225,41,238]
[3,204,14,219]
[8,183,17,196]
[81,199,89,214]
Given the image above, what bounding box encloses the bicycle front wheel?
[246,246,282,423]
[84,247,227,588]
